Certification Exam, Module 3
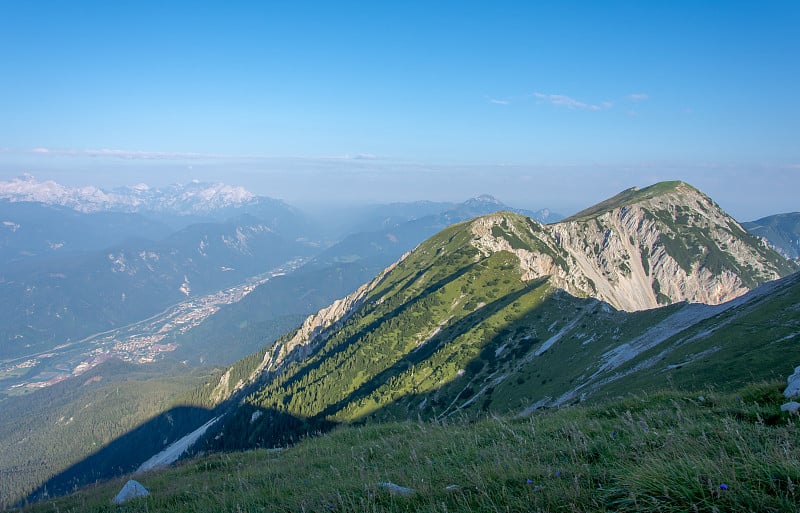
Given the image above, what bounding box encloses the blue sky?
[0,1,798,219]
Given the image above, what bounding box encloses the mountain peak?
[462,194,503,207]
[564,180,698,222]
[444,180,795,311]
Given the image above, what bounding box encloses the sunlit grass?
[21,382,799,513]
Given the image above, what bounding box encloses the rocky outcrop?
[784,365,800,399]
[248,255,408,382]
[781,366,800,414]
[112,480,150,504]
[468,182,792,312]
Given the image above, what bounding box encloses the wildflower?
[719,483,729,490]
[526,479,534,485]
[610,431,616,439]
[555,470,562,477]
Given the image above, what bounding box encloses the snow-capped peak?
[0,175,258,214]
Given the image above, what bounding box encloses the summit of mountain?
[563,180,691,222]
[547,180,792,309]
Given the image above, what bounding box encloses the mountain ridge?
[188,181,796,448]
[743,212,800,260]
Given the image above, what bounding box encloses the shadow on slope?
[313,284,538,420]
[23,405,215,506]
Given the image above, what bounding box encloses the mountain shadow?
[312,283,539,420]
[196,406,338,453]
[23,405,215,506]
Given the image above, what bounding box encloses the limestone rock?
[469,182,788,312]
[780,401,800,414]
[112,479,150,504]
[783,365,800,399]
[378,482,415,496]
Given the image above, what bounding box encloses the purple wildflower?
[719,483,729,490]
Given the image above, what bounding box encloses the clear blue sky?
[1,1,798,219]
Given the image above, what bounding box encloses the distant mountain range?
[0,174,257,215]
[0,200,174,265]
[314,193,559,269]
[743,212,800,260]
[0,177,321,362]
[319,195,561,238]
[0,175,558,367]
[164,194,562,367]
[0,215,315,361]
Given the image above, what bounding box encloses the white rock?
[378,482,415,496]
[780,401,800,414]
[783,365,800,399]
[112,479,150,504]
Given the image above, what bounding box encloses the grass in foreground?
[18,382,799,513]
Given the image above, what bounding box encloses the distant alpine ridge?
[743,212,800,260]
[0,174,258,215]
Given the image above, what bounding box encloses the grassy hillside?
[19,384,799,513]
[0,361,212,508]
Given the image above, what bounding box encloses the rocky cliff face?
[469,182,793,312]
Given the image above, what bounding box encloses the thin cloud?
[0,147,273,160]
[321,153,380,161]
[626,93,649,101]
[17,148,232,159]
[532,93,613,111]
[11,148,391,163]
[486,96,510,106]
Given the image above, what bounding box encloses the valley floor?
[16,383,799,513]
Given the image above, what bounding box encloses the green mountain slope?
[0,360,211,508]
[198,182,797,449]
